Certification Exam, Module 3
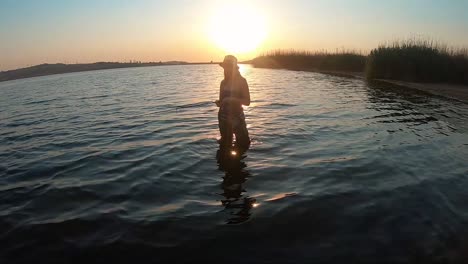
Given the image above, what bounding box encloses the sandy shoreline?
[373,79,468,103]
[276,67,468,103]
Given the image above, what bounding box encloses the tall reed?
[366,39,468,84]
[252,49,366,72]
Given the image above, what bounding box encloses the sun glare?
[208,4,267,54]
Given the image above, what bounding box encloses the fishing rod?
[147,100,218,116]
[175,100,216,111]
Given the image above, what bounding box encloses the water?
[1,65,468,263]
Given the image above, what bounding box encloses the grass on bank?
[366,39,468,85]
[252,39,468,85]
[251,49,366,72]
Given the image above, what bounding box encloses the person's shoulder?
[237,75,247,83]
[240,75,248,86]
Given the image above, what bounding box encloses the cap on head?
[219,55,238,69]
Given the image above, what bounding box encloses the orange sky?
[1,0,468,71]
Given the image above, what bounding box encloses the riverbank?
[252,40,468,102]
[263,66,468,103]
[0,61,214,82]
[319,69,468,103]
[374,79,468,103]
[310,70,364,79]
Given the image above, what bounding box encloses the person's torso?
[221,76,244,98]
[219,76,245,116]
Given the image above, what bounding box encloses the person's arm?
[215,81,223,107]
[240,78,250,106]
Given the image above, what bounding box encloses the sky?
[1,0,468,71]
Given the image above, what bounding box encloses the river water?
[1,64,468,263]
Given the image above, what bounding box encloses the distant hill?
[0,61,213,82]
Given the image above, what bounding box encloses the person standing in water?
[215,55,251,151]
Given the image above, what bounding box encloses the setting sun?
[208,4,267,55]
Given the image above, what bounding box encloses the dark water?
[1,65,468,263]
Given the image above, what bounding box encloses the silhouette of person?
[215,55,251,152]
[216,148,256,224]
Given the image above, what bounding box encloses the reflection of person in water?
[216,149,256,224]
[215,55,251,152]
